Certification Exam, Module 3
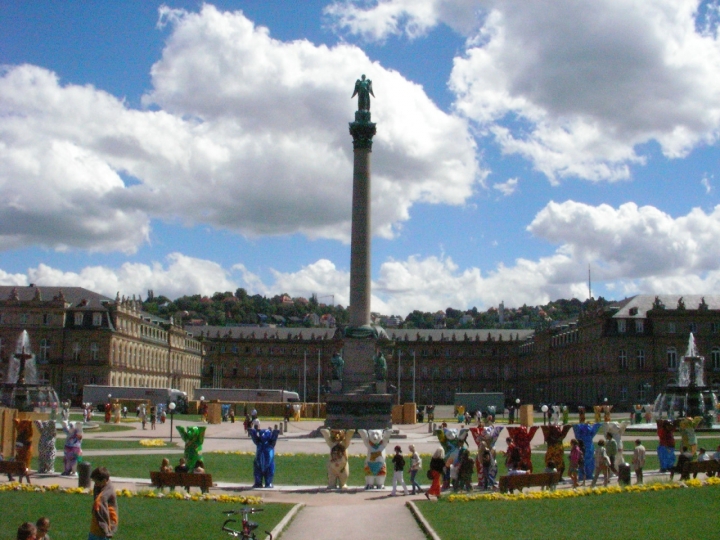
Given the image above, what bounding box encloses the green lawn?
[0,491,292,540]
[53,438,178,451]
[416,484,720,539]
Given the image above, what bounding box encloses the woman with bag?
[425,447,445,500]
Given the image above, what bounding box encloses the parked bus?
[193,388,300,403]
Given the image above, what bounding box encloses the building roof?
[612,294,720,319]
[184,325,337,340]
[386,329,534,342]
[0,285,112,309]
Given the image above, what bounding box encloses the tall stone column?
[348,111,376,328]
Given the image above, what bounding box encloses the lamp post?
[397,350,402,405]
[412,351,416,405]
[168,401,176,443]
[541,404,548,425]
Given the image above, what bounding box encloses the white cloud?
[329,1,720,183]
[493,177,518,196]
[6,196,720,314]
[0,4,480,253]
[702,173,713,193]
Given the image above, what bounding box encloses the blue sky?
[2,0,720,316]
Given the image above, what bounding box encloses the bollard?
[284,419,288,432]
[279,423,283,435]
[78,460,92,489]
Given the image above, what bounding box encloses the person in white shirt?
[632,439,646,484]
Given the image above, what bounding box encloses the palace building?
[0,286,203,401]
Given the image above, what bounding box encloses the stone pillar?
[348,110,376,328]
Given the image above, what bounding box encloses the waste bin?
[618,463,631,486]
[78,460,92,489]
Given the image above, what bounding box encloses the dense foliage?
[142,289,613,330]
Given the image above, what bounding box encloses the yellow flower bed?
[0,483,261,505]
[446,477,720,503]
[139,439,167,447]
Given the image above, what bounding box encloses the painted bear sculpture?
[541,424,572,475]
[572,422,602,479]
[320,428,355,489]
[250,427,280,488]
[62,420,83,476]
[505,426,539,473]
[603,421,629,466]
[358,429,392,489]
[469,424,502,487]
[176,425,206,469]
[34,420,57,474]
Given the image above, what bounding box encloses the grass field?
[416,484,720,540]
[0,491,292,540]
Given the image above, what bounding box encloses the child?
[408,444,423,495]
[16,522,36,540]
[457,449,474,491]
[391,446,409,496]
[174,458,189,473]
[89,467,119,540]
[35,517,50,540]
[160,458,173,473]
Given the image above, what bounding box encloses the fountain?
[653,334,718,427]
[1,330,59,414]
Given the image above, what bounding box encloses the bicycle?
[221,507,273,540]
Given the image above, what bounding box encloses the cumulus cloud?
[329,0,720,183]
[0,4,480,253]
[493,177,517,196]
[5,196,720,313]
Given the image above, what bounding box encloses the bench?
[150,471,213,493]
[499,471,561,493]
[670,460,720,481]
[0,461,31,484]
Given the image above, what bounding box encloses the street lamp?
[541,404,549,425]
[168,401,176,443]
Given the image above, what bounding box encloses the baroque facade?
[0,286,203,400]
[187,326,532,405]
[516,295,720,409]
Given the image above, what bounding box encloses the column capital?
[349,111,376,150]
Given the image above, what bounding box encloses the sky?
[2,0,720,317]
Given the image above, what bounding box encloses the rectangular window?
[635,320,644,333]
[90,342,99,361]
[712,348,720,371]
[0,312,4,324]
[667,348,678,370]
[668,322,676,334]
[617,319,626,333]
[689,322,698,333]
[92,313,102,326]
[72,342,80,361]
[637,349,646,369]
[712,322,720,334]
[618,350,628,370]
[620,386,628,401]
[74,313,83,326]
[43,313,50,325]
[20,313,28,324]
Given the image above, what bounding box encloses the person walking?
[408,444,423,494]
[577,439,587,486]
[390,445,409,496]
[425,447,445,500]
[88,466,119,540]
[632,439,646,484]
[591,439,610,487]
[605,432,618,478]
[568,439,581,488]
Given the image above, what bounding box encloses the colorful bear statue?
[358,429,392,489]
[572,422,602,479]
[320,428,355,489]
[541,424,572,476]
[656,419,676,472]
[469,423,503,487]
[34,419,57,474]
[249,427,280,488]
[505,426,539,473]
[676,416,702,456]
[62,420,83,475]
[13,419,33,483]
[603,421,629,466]
[176,426,206,469]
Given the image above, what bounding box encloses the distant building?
[0,286,203,401]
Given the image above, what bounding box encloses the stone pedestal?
[330,380,342,393]
[325,393,392,430]
[342,339,376,390]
